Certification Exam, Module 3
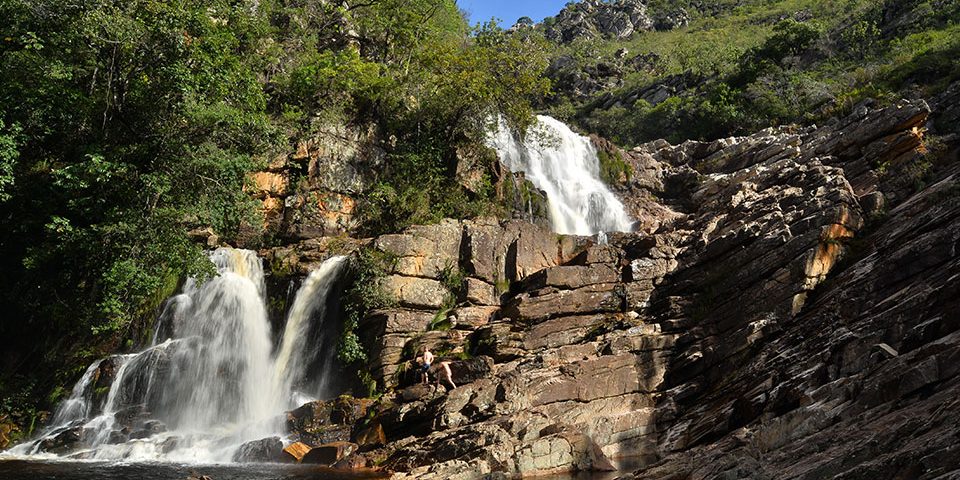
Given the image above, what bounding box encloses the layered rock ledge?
[227,90,960,479]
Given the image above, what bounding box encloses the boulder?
[523,314,608,351]
[510,221,568,280]
[501,283,624,323]
[464,277,499,306]
[332,452,370,470]
[444,356,494,386]
[451,306,499,329]
[461,219,518,284]
[375,220,462,279]
[281,441,311,463]
[301,441,358,465]
[286,400,334,433]
[355,422,386,450]
[462,219,569,285]
[286,397,369,447]
[516,429,616,475]
[232,436,285,463]
[293,425,352,447]
[362,309,434,336]
[520,263,621,291]
[37,426,85,454]
[329,396,374,425]
[400,384,439,403]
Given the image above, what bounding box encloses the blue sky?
[458,0,571,26]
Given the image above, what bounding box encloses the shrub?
[338,248,397,365]
[597,149,633,184]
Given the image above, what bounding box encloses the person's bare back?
[420,348,434,384]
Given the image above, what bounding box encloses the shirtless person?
[419,347,434,384]
[436,361,457,390]
[417,348,457,390]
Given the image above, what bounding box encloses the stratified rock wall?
[631,100,960,479]
[342,97,960,479]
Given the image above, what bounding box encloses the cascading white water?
[48,360,104,427]
[488,115,634,235]
[6,250,348,463]
[273,255,348,406]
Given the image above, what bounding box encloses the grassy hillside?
[542,0,960,145]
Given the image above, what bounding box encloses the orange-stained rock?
[282,441,311,463]
[282,191,359,238]
[249,172,289,198]
[0,416,17,450]
[262,196,284,228]
[292,140,310,161]
[267,153,288,171]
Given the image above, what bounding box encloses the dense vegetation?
[541,0,960,145]
[0,0,548,438]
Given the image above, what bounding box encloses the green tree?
[0,118,18,202]
[0,0,278,343]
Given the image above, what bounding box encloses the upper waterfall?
[487,115,634,236]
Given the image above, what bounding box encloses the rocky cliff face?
[616,98,960,479]
[245,123,549,244]
[289,94,960,479]
[247,122,386,239]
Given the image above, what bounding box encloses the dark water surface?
[0,460,388,480]
[0,460,639,480]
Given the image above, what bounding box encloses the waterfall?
[488,115,634,235]
[6,250,348,463]
[273,255,348,406]
[48,360,103,427]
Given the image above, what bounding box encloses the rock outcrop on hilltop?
[265,94,960,478]
[542,0,688,44]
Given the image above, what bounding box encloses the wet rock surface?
[285,396,372,448]
[232,436,285,463]
[342,97,960,478]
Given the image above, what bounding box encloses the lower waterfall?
[6,250,348,462]
[273,255,349,406]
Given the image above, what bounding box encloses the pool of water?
[0,460,388,480]
[0,458,642,480]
